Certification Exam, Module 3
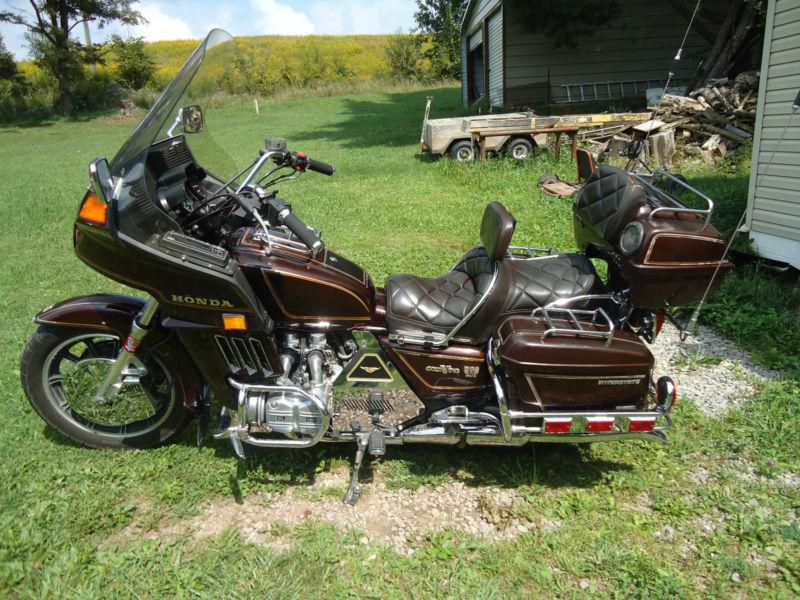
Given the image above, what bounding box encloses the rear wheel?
[506,137,534,160]
[21,326,193,449]
[449,140,476,162]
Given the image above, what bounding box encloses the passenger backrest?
[574,165,647,242]
[480,201,516,262]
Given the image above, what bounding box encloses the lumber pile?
[649,71,758,164]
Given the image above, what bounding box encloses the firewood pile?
[648,71,759,163]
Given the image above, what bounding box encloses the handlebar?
[290,152,335,176]
[270,198,324,257]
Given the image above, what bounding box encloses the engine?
[235,330,423,442]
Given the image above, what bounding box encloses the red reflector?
[544,418,572,433]
[628,417,656,432]
[586,417,615,432]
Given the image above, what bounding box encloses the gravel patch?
[649,322,782,416]
[109,468,548,555]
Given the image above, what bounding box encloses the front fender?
[34,294,145,339]
[34,294,205,413]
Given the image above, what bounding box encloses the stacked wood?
[646,71,759,163]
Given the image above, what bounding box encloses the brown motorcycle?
[20,31,731,503]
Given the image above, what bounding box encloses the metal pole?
[419,96,433,153]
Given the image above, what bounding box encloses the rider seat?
[384,202,603,344]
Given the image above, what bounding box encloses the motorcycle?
[21,30,732,504]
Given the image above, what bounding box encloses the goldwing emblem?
[464,365,480,378]
[360,366,380,374]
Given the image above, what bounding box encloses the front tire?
[21,326,193,449]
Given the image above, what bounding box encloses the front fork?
[94,297,159,403]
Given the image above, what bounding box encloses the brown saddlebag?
[496,314,654,412]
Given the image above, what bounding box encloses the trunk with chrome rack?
[492,303,673,442]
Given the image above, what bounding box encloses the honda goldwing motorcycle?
[21,31,732,503]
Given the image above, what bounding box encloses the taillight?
[628,417,656,432]
[78,191,107,225]
[655,310,665,337]
[544,417,572,433]
[586,416,615,432]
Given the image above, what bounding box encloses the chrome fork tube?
[94,297,159,403]
[486,338,512,442]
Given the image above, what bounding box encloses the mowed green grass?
[0,86,798,599]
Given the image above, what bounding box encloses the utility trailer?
[419,98,650,162]
[421,111,547,161]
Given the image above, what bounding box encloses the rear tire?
[507,137,534,160]
[449,140,476,162]
[21,326,193,449]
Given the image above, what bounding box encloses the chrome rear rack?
[631,169,715,226]
[532,305,615,346]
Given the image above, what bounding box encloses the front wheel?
[21,326,193,449]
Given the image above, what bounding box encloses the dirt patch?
[106,468,549,555]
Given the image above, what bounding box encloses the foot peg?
[212,407,246,460]
[368,429,385,457]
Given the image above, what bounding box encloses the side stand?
[343,435,369,506]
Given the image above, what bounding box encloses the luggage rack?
[507,245,559,259]
[531,304,615,347]
[631,169,715,226]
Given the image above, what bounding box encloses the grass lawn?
[0,85,798,599]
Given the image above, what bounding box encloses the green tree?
[0,34,18,80]
[385,32,424,81]
[0,1,143,115]
[112,35,155,89]
[414,0,467,79]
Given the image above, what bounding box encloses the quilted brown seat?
[385,202,514,343]
[385,201,603,343]
[503,253,603,313]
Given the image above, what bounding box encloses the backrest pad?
[480,201,516,262]
[574,165,647,242]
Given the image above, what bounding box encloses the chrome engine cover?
[245,387,326,436]
[331,331,424,434]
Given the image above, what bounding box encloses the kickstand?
[343,435,369,506]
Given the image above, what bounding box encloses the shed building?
[460,0,727,109]
[745,0,800,269]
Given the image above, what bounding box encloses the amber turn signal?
[222,314,247,330]
[78,192,107,225]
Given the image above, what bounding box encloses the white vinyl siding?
[487,8,503,107]
[463,0,501,34]
[747,0,800,267]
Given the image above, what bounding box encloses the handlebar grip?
[279,209,324,256]
[306,158,335,176]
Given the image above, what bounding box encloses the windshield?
[110,29,236,177]
[110,30,237,245]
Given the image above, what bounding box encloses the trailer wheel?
[507,137,534,160]
[449,140,476,162]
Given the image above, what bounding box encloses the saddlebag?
[496,312,654,412]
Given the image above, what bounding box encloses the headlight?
[619,221,645,256]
